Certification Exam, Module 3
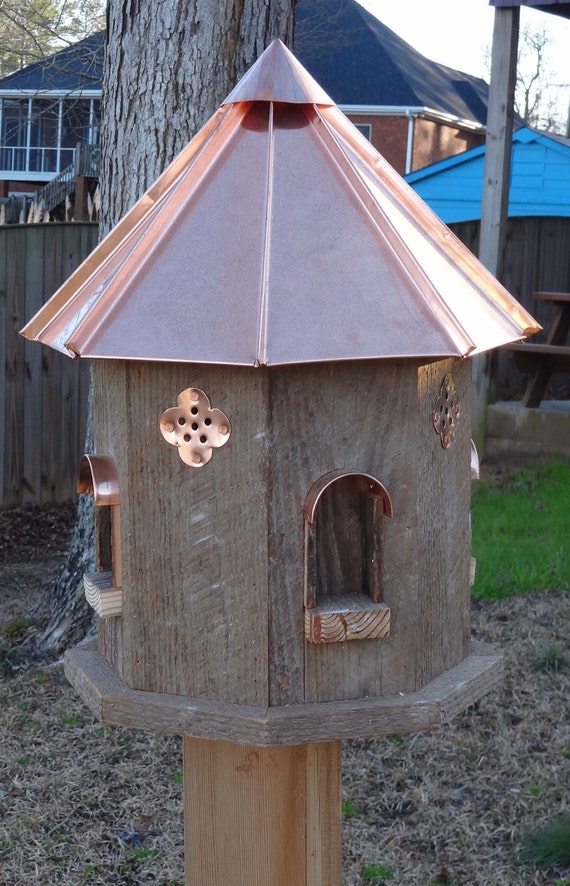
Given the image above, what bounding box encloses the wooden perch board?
[304,595,390,643]
[84,571,123,618]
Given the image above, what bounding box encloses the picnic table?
[505,291,570,407]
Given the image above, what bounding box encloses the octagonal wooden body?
[69,352,488,745]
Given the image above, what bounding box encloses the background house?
[294,0,491,174]
[404,126,570,223]
[0,32,102,217]
[0,0,495,220]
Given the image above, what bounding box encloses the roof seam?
[313,106,476,355]
[256,103,275,367]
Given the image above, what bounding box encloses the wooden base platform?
[64,640,503,745]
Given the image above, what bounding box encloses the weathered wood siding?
[94,360,270,703]
[94,357,473,707]
[0,223,97,508]
[450,217,570,398]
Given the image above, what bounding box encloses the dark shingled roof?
[293,0,490,124]
[0,1,490,127]
[0,31,103,92]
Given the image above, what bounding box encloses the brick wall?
[347,114,410,174]
[412,118,485,171]
[346,113,485,175]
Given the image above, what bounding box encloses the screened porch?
[0,95,100,180]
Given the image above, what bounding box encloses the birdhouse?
[22,41,539,747]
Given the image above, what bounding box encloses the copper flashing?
[223,38,335,106]
[78,454,122,591]
[21,40,540,365]
[77,454,120,506]
[303,471,393,524]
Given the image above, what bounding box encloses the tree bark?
[35,0,295,654]
[32,385,96,652]
[101,0,295,228]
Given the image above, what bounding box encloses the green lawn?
[471,459,570,599]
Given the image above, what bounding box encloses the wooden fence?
[1,223,98,508]
[450,217,570,398]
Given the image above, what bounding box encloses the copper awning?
[21,40,540,365]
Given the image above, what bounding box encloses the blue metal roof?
[405,127,570,222]
[294,0,490,123]
[0,31,103,93]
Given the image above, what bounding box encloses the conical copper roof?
[21,40,540,365]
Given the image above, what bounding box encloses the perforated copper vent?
[160,388,231,467]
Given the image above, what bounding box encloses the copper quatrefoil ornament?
[160,388,231,467]
[432,374,460,449]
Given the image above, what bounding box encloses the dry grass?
[342,592,570,885]
[0,506,569,885]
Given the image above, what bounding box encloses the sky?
[358,0,570,121]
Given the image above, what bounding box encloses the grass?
[518,816,570,870]
[471,459,570,598]
[428,871,461,886]
[531,640,567,673]
[362,863,393,883]
[1,617,33,638]
[342,797,358,818]
[470,461,570,882]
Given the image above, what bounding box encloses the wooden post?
[472,6,520,453]
[183,737,342,886]
[73,175,90,221]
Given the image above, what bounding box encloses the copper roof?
[21,40,540,365]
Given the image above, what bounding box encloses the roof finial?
[223,39,334,106]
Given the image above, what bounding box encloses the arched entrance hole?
[303,471,392,644]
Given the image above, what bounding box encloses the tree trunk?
[101,0,295,228]
[32,385,96,652]
[35,0,295,654]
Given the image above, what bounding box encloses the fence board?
[42,226,67,503]
[4,234,26,506]
[0,229,5,506]
[23,228,45,503]
[1,223,98,508]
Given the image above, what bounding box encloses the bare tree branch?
[0,0,105,77]
[484,22,569,133]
